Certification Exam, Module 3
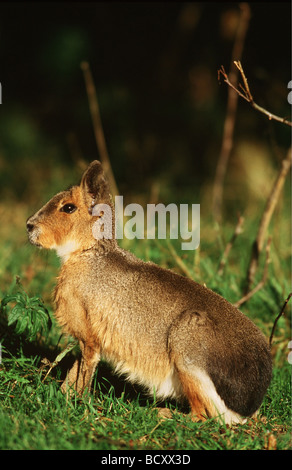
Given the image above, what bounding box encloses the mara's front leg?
[61,340,100,396]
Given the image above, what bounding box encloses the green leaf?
[7,305,24,326]
[15,292,27,307]
[2,289,51,342]
[1,294,18,307]
[15,316,29,335]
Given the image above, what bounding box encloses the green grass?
[0,197,291,451]
[0,351,290,450]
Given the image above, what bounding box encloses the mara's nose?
[26,222,35,232]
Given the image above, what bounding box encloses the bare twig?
[212,3,251,223]
[213,3,250,223]
[41,341,78,383]
[246,147,292,290]
[218,61,292,127]
[81,61,119,197]
[234,237,271,309]
[269,293,292,348]
[218,214,244,276]
[166,239,194,279]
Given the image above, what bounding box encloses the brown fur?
[176,370,212,421]
[26,161,272,424]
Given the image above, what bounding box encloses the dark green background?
[0,2,290,203]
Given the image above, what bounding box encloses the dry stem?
[81,61,119,197]
[246,147,292,290]
[234,237,272,309]
[269,293,292,348]
[212,3,251,223]
[166,239,194,280]
[218,214,244,276]
[218,61,292,127]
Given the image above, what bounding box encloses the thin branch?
[246,147,292,290]
[218,214,244,276]
[269,293,292,348]
[234,237,272,309]
[41,341,78,383]
[234,60,253,101]
[212,3,251,223]
[165,239,194,280]
[81,61,119,197]
[218,61,292,127]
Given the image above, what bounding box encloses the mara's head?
[26,161,116,262]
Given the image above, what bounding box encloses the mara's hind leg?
[168,311,247,425]
[176,366,245,424]
[177,369,214,421]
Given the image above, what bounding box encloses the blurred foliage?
[0,3,290,304]
[0,2,290,214]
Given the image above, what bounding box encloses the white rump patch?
[191,367,247,425]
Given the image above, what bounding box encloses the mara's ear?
[80,160,110,209]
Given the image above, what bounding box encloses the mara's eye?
[60,203,77,214]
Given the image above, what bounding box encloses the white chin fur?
[55,240,79,262]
